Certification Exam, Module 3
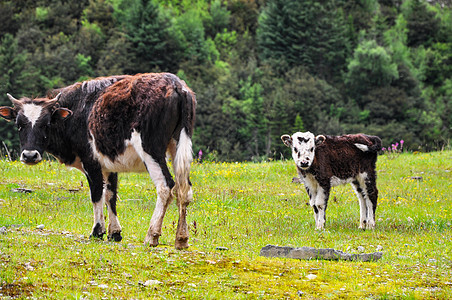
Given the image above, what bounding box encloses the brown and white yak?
[0,73,196,249]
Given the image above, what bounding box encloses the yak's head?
[281,131,325,170]
[0,93,72,165]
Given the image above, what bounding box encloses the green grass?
[0,151,451,299]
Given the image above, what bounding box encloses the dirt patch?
[0,282,34,298]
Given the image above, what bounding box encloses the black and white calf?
[0,73,196,249]
[281,131,381,230]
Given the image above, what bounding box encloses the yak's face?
[0,93,72,165]
[281,131,325,170]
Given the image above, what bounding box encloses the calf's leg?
[364,174,378,229]
[312,187,329,230]
[352,179,368,229]
[353,173,377,230]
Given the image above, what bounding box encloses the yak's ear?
[281,135,293,147]
[315,135,326,146]
[0,106,17,122]
[51,108,73,123]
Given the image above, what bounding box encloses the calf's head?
[281,131,325,170]
[0,93,72,165]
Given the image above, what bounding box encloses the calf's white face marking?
[282,132,316,170]
[22,103,43,128]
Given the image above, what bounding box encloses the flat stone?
[215,246,229,251]
[260,245,383,262]
[11,188,33,193]
[142,280,162,287]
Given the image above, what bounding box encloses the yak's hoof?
[175,237,189,250]
[108,232,123,242]
[89,232,105,240]
[90,223,105,240]
[145,233,160,247]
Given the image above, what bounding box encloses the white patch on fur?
[174,129,193,173]
[82,77,118,94]
[22,103,43,128]
[64,156,85,172]
[330,176,355,187]
[354,143,369,152]
[89,130,147,173]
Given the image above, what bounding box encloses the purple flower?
[382,147,386,151]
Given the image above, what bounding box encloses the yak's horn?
[6,93,22,107]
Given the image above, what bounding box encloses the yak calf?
[282,131,381,230]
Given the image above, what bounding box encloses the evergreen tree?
[257,0,351,81]
[344,39,398,106]
[0,34,33,152]
[122,0,183,73]
[402,0,440,47]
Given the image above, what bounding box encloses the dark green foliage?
[0,0,450,160]
[257,0,351,81]
[0,34,34,152]
[121,0,183,73]
[402,0,441,48]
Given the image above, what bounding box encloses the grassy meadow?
[0,151,451,299]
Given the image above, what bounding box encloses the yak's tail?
[173,80,196,201]
[353,135,382,153]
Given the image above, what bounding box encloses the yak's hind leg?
[169,130,193,249]
[104,172,122,241]
[364,172,378,229]
[352,179,368,229]
[352,173,377,230]
[142,153,174,247]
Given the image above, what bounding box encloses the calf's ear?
[315,135,326,146]
[0,106,16,121]
[281,135,293,147]
[51,108,73,123]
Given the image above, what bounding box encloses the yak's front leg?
[313,186,329,230]
[104,172,122,241]
[305,185,319,228]
[84,163,107,239]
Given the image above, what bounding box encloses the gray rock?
[141,280,162,287]
[11,188,33,193]
[36,224,45,230]
[215,246,229,251]
[260,244,383,262]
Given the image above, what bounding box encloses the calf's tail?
[353,135,382,153]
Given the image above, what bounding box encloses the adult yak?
[0,73,196,249]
